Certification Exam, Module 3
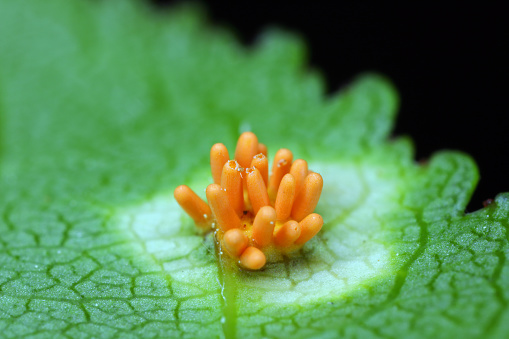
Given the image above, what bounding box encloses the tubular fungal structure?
[174,132,324,270]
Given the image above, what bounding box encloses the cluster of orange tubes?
[174,132,323,270]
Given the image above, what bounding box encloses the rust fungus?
[174,132,324,270]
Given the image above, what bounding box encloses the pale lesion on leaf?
[117,151,407,308]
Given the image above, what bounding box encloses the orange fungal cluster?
[174,132,324,270]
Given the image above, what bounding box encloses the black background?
[153,1,508,212]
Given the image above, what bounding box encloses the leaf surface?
[0,1,507,338]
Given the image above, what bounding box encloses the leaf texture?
[0,1,507,338]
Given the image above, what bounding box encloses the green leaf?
[0,1,507,338]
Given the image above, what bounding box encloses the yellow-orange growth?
[175,132,324,270]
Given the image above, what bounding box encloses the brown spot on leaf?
[483,199,494,207]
